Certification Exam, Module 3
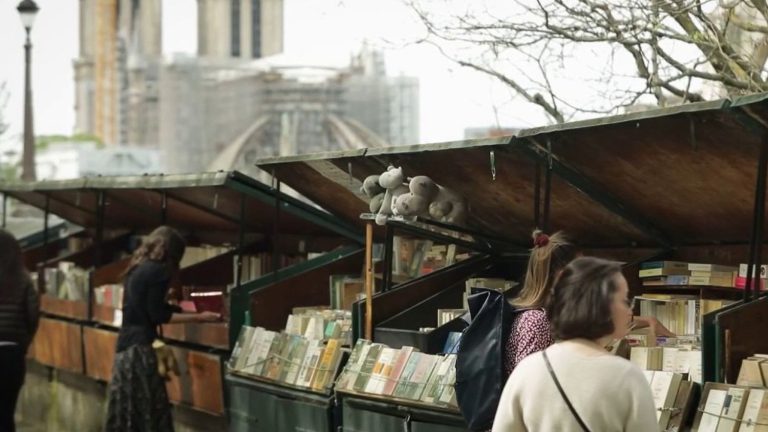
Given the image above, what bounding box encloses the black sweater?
[116,260,181,352]
[0,275,39,349]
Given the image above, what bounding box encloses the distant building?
[74,0,284,147]
[198,0,284,60]
[35,142,161,180]
[160,49,420,174]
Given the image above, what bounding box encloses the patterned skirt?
[104,344,174,432]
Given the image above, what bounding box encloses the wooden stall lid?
[714,297,768,383]
[247,248,366,331]
[83,326,118,382]
[28,317,84,374]
[256,93,768,250]
[0,171,361,244]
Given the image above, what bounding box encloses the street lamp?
[17,0,39,182]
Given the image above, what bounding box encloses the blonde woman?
[504,230,672,375]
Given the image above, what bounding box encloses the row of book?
[695,383,768,432]
[636,296,735,337]
[229,326,344,393]
[42,262,90,301]
[329,275,364,311]
[180,245,232,269]
[640,261,768,289]
[93,284,123,308]
[392,238,462,278]
[284,308,352,345]
[335,340,458,408]
[630,346,703,383]
[231,254,308,288]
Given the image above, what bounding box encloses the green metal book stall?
[256,92,768,432]
[1,171,362,423]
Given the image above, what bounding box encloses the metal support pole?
[745,134,768,302]
[2,193,7,228]
[364,222,374,340]
[272,180,281,280]
[236,193,245,290]
[21,28,36,181]
[383,224,394,292]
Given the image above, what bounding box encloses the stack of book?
[694,383,767,432]
[93,284,124,308]
[335,339,459,408]
[736,264,768,290]
[636,295,735,337]
[44,262,90,301]
[284,308,352,345]
[437,309,466,327]
[462,278,519,309]
[229,326,345,393]
[639,261,690,286]
[688,263,737,287]
[630,346,703,383]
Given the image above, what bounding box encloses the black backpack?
[455,288,529,431]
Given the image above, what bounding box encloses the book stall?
[1,171,362,424]
[255,93,768,431]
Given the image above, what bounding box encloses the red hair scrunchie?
[534,233,550,247]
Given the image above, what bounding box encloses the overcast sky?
[0,0,552,152]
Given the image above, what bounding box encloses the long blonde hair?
[123,226,186,279]
[513,230,579,308]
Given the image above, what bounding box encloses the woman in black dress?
[0,229,39,432]
[105,226,219,432]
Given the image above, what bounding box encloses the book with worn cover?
[365,347,398,394]
[382,346,415,396]
[352,344,383,392]
[335,339,371,391]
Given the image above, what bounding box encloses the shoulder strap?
[542,350,592,432]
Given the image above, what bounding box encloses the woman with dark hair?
[492,257,658,431]
[504,230,672,375]
[0,229,39,432]
[105,226,219,432]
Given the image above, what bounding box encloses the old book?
[639,261,690,278]
[335,339,371,391]
[689,263,738,273]
[246,329,275,376]
[436,355,458,407]
[382,346,415,396]
[630,346,662,370]
[406,354,439,400]
[393,352,424,399]
[312,339,342,392]
[230,325,256,371]
[421,355,454,404]
[365,347,398,395]
[283,338,309,386]
[650,371,683,429]
[276,335,303,383]
[663,348,679,372]
[666,380,697,432]
[717,387,749,432]
[739,358,768,387]
[295,341,325,389]
[263,333,289,380]
[739,389,768,432]
[698,389,728,432]
[352,344,383,392]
